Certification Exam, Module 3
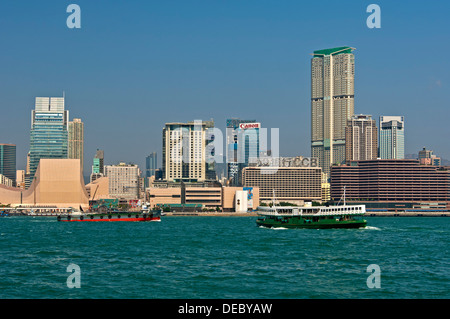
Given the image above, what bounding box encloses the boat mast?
[272,189,276,207]
[337,186,346,206]
[344,186,346,206]
[272,189,280,208]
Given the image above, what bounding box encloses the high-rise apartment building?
[162,120,215,182]
[0,144,16,186]
[28,97,69,187]
[104,162,140,200]
[68,118,84,171]
[226,118,260,186]
[379,116,405,159]
[345,114,378,162]
[311,47,355,178]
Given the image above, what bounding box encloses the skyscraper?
[345,114,378,162]
[0,144,16,186]
[311,47,355,177]
[90,149,104,183]
[146,152,157,178]
[162,120,215,182]
[379,116,405,159]
[68,118,84,171]
[226,119,260,186]
[145,152,157,187]
[28,97,69,186]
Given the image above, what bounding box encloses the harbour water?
[0,216,448,299]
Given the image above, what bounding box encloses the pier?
[366,211,449,217]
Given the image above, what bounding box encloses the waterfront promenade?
[365,211,450,217]
[2,210,448,217]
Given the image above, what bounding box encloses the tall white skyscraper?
[345,114,378,162]
[162,120,215,182]
[311,47,355,178]
[379,116,405,159]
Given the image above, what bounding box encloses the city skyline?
[1,1,449,174]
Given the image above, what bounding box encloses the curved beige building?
[0,159,89,209]
[85,176,110,200]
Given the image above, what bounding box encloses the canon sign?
[239,123,261,130]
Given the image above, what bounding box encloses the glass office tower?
[0,144,16,186]
[226,119,260,186]
[90,149,105,183]
[146,152,157,178]
[28,97,68,186]
[379,116,405,159]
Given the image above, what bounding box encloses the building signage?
[239,123,261,130]
[243,187,254,209]
[255,156,319,168]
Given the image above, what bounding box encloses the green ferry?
[256,204,367,229]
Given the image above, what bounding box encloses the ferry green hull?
[256,216,367,229]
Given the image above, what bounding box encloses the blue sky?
[1,0,449,174]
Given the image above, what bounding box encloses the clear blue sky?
[1,0,449,174]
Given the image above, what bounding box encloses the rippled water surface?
[0,216,448,298]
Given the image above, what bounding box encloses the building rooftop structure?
[312,46,355,56]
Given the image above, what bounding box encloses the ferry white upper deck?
[256,204,366,217]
